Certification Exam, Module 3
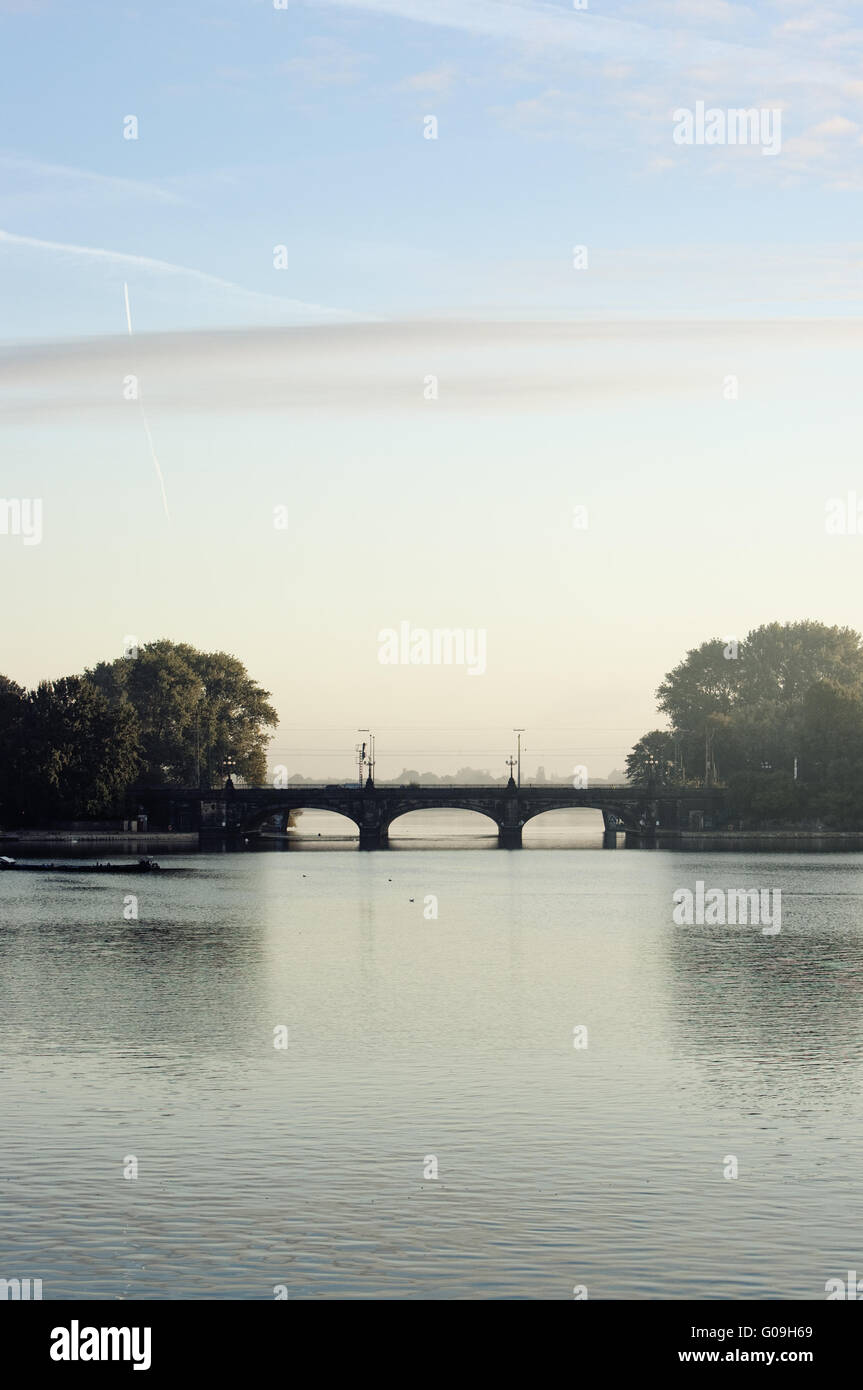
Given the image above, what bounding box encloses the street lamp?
[194,685,206,789]
[513,728,525,789]
[357,728,375,785]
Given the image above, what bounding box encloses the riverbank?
[656,829,863,851]
[0,831,198,847]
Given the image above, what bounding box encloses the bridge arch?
[385,805,500,841]
[521,800,641,833]
[240,803,361,838]
[522,805,605,841]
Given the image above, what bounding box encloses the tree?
[737,622,863,707]
[796,680,863,826]
[15,677,140,820]
[625,730,677,785]
[191,648,277,786]
[726,769,803,826]
[87,640,277,787]
[0,676,26,822]
[0,674,25,726]
[0,642,277,826]
[651,622,863,787]
[656,638,739,732]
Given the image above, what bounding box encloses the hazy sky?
[2,1,863,779]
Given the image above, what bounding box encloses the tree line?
[5,622,863,830]
[626,621,863,827]
[0,640,277,825]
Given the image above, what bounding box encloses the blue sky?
[3,0,863,336]
[3,0,863,780]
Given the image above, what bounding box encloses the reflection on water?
[2,838,863,1299]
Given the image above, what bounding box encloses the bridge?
[137,779,726,849]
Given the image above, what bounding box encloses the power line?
[266,748,633,756]
[270,725,650,733]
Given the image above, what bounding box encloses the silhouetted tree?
[632,622,863,825]
[14,677,140,820]
[87,640,277,787]
[625,730,677,785]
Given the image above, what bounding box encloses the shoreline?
[0,832,198,846]
[3,828,863,852]
[655,829,863,851]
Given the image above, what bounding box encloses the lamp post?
[357,728,375,785]
[513,728,525,789]
[194,686,206,789]
[643,754,660,834]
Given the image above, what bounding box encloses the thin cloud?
[278,37,370,86]
[396,65,457,93]
[0,153,188,205]
[812,115,859,134]
[322,0,850,88]
[0,228,369,320]
[1,317,856,425]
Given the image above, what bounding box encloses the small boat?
[0,857,162,874]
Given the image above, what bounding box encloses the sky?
[2,0,863,781]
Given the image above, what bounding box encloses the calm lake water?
[2,810,863,1300]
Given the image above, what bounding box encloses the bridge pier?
[498,823,523,849]
[359,825,386,850]
[623,828,657,848]
[601,810,620,848]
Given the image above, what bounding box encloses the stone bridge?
[138,779,726,849]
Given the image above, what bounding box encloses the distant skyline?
[284,764,630,784]
[3,2,863,780]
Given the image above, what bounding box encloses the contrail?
[124,281,170,520]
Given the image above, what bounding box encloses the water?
[2,812,863,1300]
